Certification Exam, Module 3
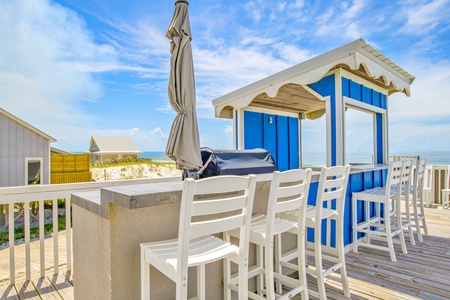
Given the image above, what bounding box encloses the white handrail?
[0,177,181,285]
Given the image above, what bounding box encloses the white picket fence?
[0,177,179,285]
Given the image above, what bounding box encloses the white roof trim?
[0,107,56,142]
[212,38,414,118]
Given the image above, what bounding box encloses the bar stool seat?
[352,160,408,262]
[279,165,351,300]
[140,175,257,300]
[226,169,312,300]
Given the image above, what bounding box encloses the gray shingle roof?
[87,136,143,154]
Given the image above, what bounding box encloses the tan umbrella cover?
[165,0,202,171]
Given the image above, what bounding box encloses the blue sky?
[1,0,450,153]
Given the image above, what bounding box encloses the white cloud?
[0,0,109,147]
[400,0,450,34]
[131,127,169,150]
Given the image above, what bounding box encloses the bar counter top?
[72,164,387,218]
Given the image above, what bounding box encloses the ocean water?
[139,151,172,161]
[303,151,450,166]
[140,151,450,165]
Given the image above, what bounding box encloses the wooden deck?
[1,206,448,300]
[0,272,73,300]
[296,205,450,300]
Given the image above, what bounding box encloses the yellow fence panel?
[51,172,92,184]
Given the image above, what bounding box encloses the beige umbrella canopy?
[165,0,202,171]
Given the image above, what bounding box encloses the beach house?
[85,136,143,164]
[0,108,55,187]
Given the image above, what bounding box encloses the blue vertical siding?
[288,117,299,169]
[243,111,263,149]
[381,94,387,109]
[350,81,362,101]
[362,86,372,105]
[376,113,383,163]
[276,116,289,171]
[342,78,350,97]
[342,77,387,110]
[263,114,278,166]
[243,111,299,171]
[372,90,381,107]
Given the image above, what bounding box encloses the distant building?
[0,107,56,187]
[85,136,143,164]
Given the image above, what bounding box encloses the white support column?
[335,69,345,166]
[234,108,245,150]
[325,96,332,167]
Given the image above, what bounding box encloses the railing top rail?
[0,176,181,197]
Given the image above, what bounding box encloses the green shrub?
[0,215,69,245]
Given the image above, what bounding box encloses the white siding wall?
[0,113,51,187]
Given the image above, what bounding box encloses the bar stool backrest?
[177,175,257,287]
[315,165,351,247]
[267,168,312,237]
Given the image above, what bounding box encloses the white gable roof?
[212,38,414,119]
[0,107,56,142]
[87,136,143,154]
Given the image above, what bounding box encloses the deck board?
[34,278,61,300]
[0,205,449,299]
[0,284,19,300]
[292,205,450,299]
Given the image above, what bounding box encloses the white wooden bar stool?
[140,175,257,300]
[411,159,429,241]
[352,160,407,262]
[279,165,351,300]
[226,168,312,300]
[399,160,416,245]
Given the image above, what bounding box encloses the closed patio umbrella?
[165,0,202,172]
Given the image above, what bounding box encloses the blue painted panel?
[288,117,299,169]
[263,114,278,168]
[373,170,382,187]
[350,173,364,242]
[381,94,387,109]
[362,86,372,105]
[376,113,383,163]
[276,116,289,171]
[343,174,353,245]
[309,74,335,97]
[363,171,374,190]
[342,77,350,97]
[350,81,362,101]
[244,111,263,149]
[372,90,381,108]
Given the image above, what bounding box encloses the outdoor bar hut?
[211,38,415,247]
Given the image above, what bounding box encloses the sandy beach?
[91,163,182,181]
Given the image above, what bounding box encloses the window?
[344,95,386,164]
[25,157,43,185]
[345,107,374,164]
[301,116,327,166]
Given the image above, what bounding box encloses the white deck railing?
[429,164,450,205]
[0,166,448,286]
[0,177,178,285]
